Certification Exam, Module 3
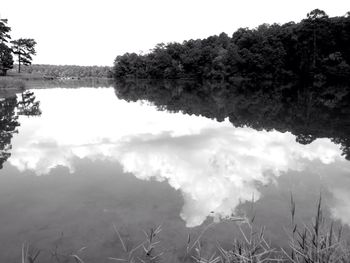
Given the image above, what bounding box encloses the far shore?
[3,71,113,81]
[0,73,114,98]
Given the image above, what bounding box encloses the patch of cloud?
[115,128,343,227]
[321,164,350,225]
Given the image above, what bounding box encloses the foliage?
[10,64,113,78]
[114,79,350,161]
[0,95,18,169]
[0,19,13,75]
[0,19,11,43]
[11,38,37,73]
[0,43,14,75]
[0,18,37,76]
[0,91,41,168]
[112,10,350,83]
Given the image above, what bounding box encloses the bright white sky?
[1,0,349,66]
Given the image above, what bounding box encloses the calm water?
[0,80,349,262]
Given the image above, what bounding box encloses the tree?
[307,9,328,20]
[17,91,42,116]
[11,38,37,73]
[0,96,19,169]
[0,92,41,170]
[0,19,13,76]
[0,43,13,75]
[112,10,350,82]
[0,19,11,43]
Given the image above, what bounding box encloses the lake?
[0,79,349,262]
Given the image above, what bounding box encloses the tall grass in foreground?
[0,77,25,89]
[186,220,282,263]
[20,196,350,263]
[21,243,40,263]
[109,224,163,263]
[283,195,350,263]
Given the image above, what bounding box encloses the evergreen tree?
[11,38,37,73]
[0,19,13,76]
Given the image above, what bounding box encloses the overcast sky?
[1,0,349,66]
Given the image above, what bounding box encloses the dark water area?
[0,80,349,262]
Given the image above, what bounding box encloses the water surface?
[0,80,349,262]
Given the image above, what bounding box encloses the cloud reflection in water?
[8,88,344,227]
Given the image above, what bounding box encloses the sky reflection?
[6,88,347,227]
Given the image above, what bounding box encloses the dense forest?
[113,10,350,83]
[114,79,350,161]
[10,64,113,78]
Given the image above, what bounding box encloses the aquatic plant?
[21,243,40,263]
[283,194,350,263]
[109,224,163,263]
[15,196,350,263]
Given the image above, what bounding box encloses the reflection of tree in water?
[0,96,19,169]
[114,79,350,160]
[17,91,42,116]
[0,91,41,169]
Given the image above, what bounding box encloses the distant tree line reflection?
[0,91,41,169]
[114,79,350,160]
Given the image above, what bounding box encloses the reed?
[17,196,350,263]
[283,194,350,263]
[21,242,40,263]
[108,224,163,263]
[182,208,282,263]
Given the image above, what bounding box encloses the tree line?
[114,79,350,161]
[0,18,37,76]
[113,10,350,83]
[11,64,113,79]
